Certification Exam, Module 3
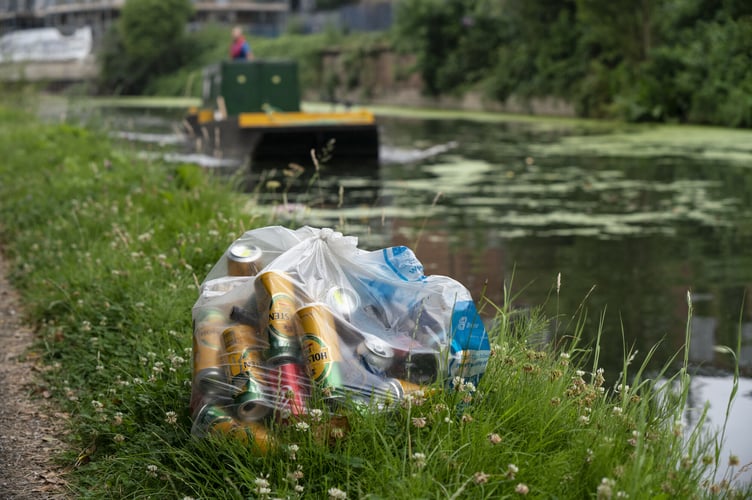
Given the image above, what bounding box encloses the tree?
[394,0,505,96]
[99,0,194,94]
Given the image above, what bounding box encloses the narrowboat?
[184,59,379,163]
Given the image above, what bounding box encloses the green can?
[222,325,272,422]
[233,376,271,422]
[192,404,234,438]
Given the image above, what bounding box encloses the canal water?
[87,103,752,485]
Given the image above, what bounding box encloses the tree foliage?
[394,0,752,127]
[99,0,194,94]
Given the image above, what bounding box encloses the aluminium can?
[193,404,274,453]
[193,307,231,396]
[226,241,263,277]
[296,303,344,399]
[192,403,233,438]
[257,270,301,363]
[356,337,395,376]
[362,378,430,409]
[233,377,272,422]
[221,324,271,422]
[325,285,360,321]
[267,360,310,420]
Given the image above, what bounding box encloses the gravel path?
[0,251,70,499]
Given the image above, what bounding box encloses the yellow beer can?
[193,307,231,395]
[296,303,344,397]
[256,270,301,362]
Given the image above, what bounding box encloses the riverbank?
[0,99,748,498]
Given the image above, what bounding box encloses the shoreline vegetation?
[93,0,752,129]
[1,95,751,498]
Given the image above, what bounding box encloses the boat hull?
[184,113,379,163]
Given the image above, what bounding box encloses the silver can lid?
[228,242,263,263]
[326,286,360,317]
[363,337,394,359]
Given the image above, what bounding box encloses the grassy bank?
[0,99,747,498]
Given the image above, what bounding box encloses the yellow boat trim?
[237,110,375,128]
[197,108,215,124]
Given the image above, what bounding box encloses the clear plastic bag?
[190,226,490,447]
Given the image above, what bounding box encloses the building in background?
[0,1,293,39]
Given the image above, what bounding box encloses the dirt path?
[0,251,69,499]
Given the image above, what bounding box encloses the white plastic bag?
[190,226,490,444]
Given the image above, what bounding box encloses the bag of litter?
[190,226,490,445]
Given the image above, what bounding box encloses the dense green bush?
[98,0,194,94]
[394,0,752,127]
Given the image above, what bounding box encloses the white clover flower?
[165,411,178,425]
[597,477,615,499]
[146,464,159,478]
[515,483,529,495]
[411,417,427,429]
[328,487,347,499]
[309,408,323,422]
[295,421,310,432]
[330,427,345,439]
[170,355,186,367]
[473,471,490,484]
[290,465,304,480]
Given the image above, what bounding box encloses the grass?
[0,96,749,499]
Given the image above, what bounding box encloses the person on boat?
[229,26,254,61]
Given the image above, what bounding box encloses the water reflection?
[685,376,752,485]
